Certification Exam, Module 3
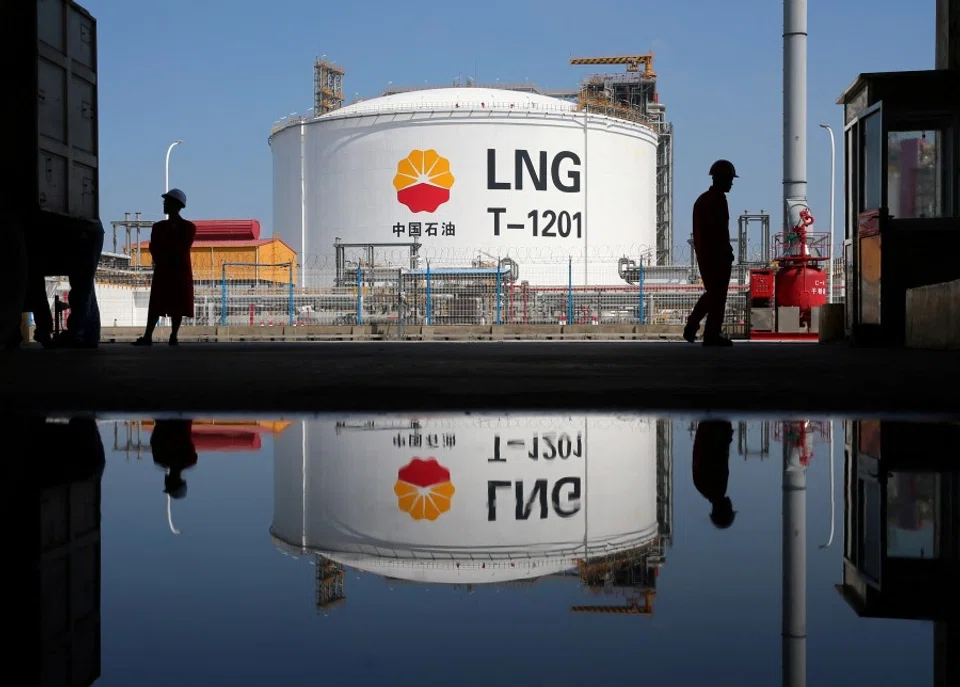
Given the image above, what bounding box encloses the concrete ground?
[1,340,958,416]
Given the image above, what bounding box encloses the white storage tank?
[271,414,659,584]
[269,88,658,287]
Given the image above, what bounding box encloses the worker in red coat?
[151,418,198,500]
[684,160,738,347]
[133,188,196,346]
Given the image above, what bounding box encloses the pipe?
[819,124,836,303]
[783,0,808,228]
[821,419,835,549]
[166,490,182,535]
[783,423,807,687]
[164,140,183,219]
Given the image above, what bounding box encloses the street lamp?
[819,124,836,304]
[165,139,183,218]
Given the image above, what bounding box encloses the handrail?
[269,100,661,137]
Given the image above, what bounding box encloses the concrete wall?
[905,278,960,349]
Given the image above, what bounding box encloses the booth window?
[860,112,883,212]
[887,130,943,219]
[885,471,939,559]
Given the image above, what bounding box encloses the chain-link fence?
[40,247,844,338]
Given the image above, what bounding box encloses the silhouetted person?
[692,419,736,529]
[62,218,105,348]
[684,160,737,347]
[150,419,198,499]
[10,214,104,349]
[2,211,30,350]
[133,189,196,346]
[24,264,54,347]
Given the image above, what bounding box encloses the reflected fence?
[86,249,846,338]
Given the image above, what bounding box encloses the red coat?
[148,219,196,317]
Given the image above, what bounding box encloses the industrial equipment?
[748,208,830,340]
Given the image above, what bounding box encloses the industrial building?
[131,220,296,284]
[270,414,673,614]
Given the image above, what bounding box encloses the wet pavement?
[31,412,958,686]
[4,341,960,414]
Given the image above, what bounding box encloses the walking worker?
[133,188,196,346]
[684,159,737,347]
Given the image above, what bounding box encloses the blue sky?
[85,0,937,258]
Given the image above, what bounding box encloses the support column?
[936,0,959,71]
[783,424,808,687]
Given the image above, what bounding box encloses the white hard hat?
[162,188,187,207]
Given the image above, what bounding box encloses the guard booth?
[837,419,959,686]
[838,70,960,345]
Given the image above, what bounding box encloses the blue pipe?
[426,263,432,326]
[288,264,295,326]
[220,263,227,326]
[356,266,363,326]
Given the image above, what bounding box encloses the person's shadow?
[151,419,198,500]
[692,420,736,529]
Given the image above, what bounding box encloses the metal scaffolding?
[315,555,346,611]
[570,54,674,265]
[314,58,344,115]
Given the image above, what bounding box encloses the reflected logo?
[394,457,455,521]
[393,149,455,213]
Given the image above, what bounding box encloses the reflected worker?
[692,419,736,529]
[151,419,198,499]
[684,160,737,347]
[133,189,196,346]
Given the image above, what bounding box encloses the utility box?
[749,268,775,302]
[777,306,801,333]
[750,307,775,332]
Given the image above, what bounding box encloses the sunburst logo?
[392,149,455,213]
[394,457,455,521]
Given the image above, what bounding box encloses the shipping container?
[2,0,99,221]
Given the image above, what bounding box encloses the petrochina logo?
[394,457,455,521]
[393,149,455,213]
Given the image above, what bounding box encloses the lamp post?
[819,124,836,303]
[165,139,183,218]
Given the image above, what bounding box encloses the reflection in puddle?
[271,416,669,613]
[32,413,958,686]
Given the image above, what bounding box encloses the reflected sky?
[38,414,953,687]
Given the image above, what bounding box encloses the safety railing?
[65,252,847,333]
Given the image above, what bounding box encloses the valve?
[796,207,815,229]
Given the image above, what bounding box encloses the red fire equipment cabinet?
[748,268,775,334]
[838,70,960,345]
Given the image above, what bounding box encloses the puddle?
[34,413,956,686]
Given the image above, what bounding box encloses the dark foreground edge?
[1,341,958,415]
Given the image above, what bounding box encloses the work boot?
[682,323,698,343]
[702,335,734,347]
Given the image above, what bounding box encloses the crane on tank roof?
[569,53,656,76]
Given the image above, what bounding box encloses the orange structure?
[132,220,297,284]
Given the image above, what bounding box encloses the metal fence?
[85,251,846,334]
